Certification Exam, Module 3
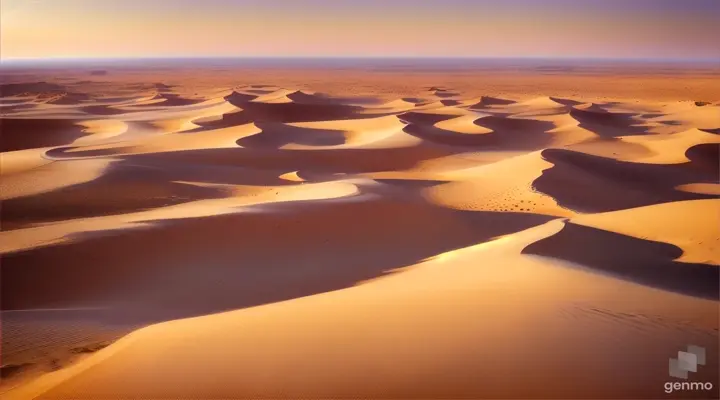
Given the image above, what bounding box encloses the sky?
[1,0,719,60]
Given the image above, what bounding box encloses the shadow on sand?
[523,222,719,300]
[2,198,555,324]
[533,149,717,212]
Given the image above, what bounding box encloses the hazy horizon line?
[2,55,720,63]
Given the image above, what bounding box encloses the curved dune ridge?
[523,200,720,300]
[1,77,719,399]
[468,95,516,109]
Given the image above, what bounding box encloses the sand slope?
[9,221,719,400]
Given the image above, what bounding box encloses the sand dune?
[572,199,719,265]
[220,99,367,123]
[45,92,93,105]
[468,95,516,109]
[618,128,720,164]
[533,148,717,212]
[79,105,134,116]
[398,110,462,125]
[434,114,493,134]
[403,113,565,150]
[504,96,572,115]
[0,118,89,152]
[2,160,228,228]
[422,151,574,217]
[1,70,718,399]
[0,82,66,97]
[149,93,205,107]
[0,147,55,176]
[235,115,408,150]
[223,90,258,104]
[569,104,650,137]
[8,219,718,400]
[523,200,720,299]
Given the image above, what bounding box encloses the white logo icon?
[669,345,706,379]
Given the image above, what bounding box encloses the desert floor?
[1,60,719,399]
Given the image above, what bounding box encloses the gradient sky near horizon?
[1,0,719,60]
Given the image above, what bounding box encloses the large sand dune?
[1,65,718,399]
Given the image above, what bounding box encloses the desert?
[1,58,719,399]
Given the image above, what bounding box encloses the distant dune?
[0,65,718,400]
